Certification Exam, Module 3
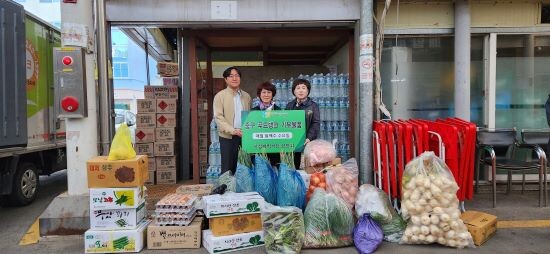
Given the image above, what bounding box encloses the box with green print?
[90,201,146,230]
[202,230,264,254]
[89,187,147,210]
[203,192,264,218]
[84,219,150,253]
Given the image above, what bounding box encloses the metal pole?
[145,28,150,85]
[454,0,471,120]
[95,0,114,155]
[179,31,191,180]
[358,0,374,184]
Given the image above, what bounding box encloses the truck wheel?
[7,162,39,206]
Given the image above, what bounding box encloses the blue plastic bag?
[276,162,306,210]
[236,163,255,193]
[254,154,278,205]
[354,214,384,254]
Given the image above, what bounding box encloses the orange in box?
[87,155,149,188]
[209,213,263,237]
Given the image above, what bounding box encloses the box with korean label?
[86,156,148,188]
[134,143,154,157]
[135,128,155,143]
[156,113,177,127]
[84,219,150,253]
[90,201,146,230]
[203,192,264,218]
[154,142,175,157]
[155,128,175,142]
[136,99,156,113]
[89,187,146,210]
[156,170,177,185]
[156,99,177,114]
[202,230,264,254]
[136,114,156,128]
[156,156,176,171]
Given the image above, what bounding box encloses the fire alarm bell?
[54,47,88,118]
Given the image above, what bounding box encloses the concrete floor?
[2,171,550,254]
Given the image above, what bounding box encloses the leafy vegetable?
[304,189,354,248]
[262,204,305,254]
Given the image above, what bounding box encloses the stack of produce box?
[202,192,265,254]
[84,155,150,253]
[136,85,178,185]
[147,192,204,250]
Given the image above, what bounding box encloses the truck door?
[0,1,27,148]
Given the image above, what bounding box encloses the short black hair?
[292,78,311,96]
[222,66,242,79]
[256,82,277,97]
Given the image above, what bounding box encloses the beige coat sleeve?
[213,93,235,135]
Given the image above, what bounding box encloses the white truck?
[0,1,66,206]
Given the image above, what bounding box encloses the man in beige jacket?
[213,67,251,174]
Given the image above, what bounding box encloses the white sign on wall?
[211,1,238,20]
[359,55,374,83]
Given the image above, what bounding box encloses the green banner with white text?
[241,110,306,153]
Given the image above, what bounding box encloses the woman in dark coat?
[251,81,281,166]
[285,78,320,169]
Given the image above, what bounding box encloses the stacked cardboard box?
[136,85,178,185]
[84,155,151,253]
[202,192,266,254]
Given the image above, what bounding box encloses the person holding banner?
[285,78,320,169]
[252,81,282,166]
[213,67,251,174]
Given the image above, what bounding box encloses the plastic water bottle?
[318,97,325,120]
[325,98,332,121]
[325,120,333,141]
[214,142,221,165]
[317,74,325,98]
[344,73,350,96]
[210,120,218,143]
[331,99,338,122]
[208,143,217,166]
[342,121,349,144]
[319,121,326,141]
[331,121,339,143]
[338,98,346,121]
[288,77,294,101]
[310,74,318,99]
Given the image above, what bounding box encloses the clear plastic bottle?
[214,142,221,166]
[208,143,217,166]
[210,120,218,143]
[342,121,349,144]
[344,73,350,96]
[311,74,318,99]
[318,73,325,98]
[325,98,332,121]
[318,97,326,120]
[324,73,332,97]
[325,120,333,141]
[331,121,339,143]
[331,98,338,122]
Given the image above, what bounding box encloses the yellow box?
[87,155,149,188]
[460,210,497,246]
[209,213,263,237]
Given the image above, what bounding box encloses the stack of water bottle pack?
[206,120,222,184]
[271,73,351,161]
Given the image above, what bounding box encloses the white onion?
[420,225,430,235]
[430,215,440,225]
